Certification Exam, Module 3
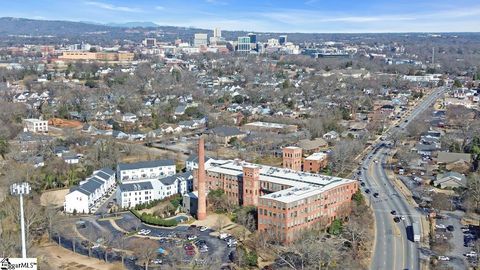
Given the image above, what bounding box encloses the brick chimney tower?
[197,137,207,220]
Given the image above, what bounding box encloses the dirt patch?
[40,188,69,207]
[33,243,124,270]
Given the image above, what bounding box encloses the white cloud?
[84,1,142,13]
[155,6,165,11]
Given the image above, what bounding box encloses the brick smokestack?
[197,137,207,220]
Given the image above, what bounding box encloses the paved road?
[361,86,448,270]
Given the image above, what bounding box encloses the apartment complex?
[117,159,176,183]
[191,154,358,242]
[116,171,193,209]
[64,168,116,214]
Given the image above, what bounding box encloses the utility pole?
[10,182,31,258]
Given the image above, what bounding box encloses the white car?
[151,259,163,264]
[187,235,198,240]
[465,251,478,258]
[435,224,446,229]
[219,233,231,240]
[438,256,450,261]
[199,226,208,232]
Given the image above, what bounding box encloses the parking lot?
[431,210,479,269]
[76,212,235,269]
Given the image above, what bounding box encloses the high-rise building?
[248,33,257,44]
[143,38,157,47]
[194,33,208,47]
[237,36,251,53]
[214,28,222,38]
[279,35,288,45]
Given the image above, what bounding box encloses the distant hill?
[106,22,159,28]
[0,17,476,47]
[0,17,116,36]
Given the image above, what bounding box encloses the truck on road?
[412,222,421,242]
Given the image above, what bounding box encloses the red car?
[185,250,196,256]
[184,244,194,251]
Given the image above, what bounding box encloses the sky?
[1,0,480,33]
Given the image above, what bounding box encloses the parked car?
[447,225,454,232]
[219,233,231,239]
[438,256,450,261]
[465,251,478,258]
[199,226,208,232]
[151,258,163,264]
[187,235,198,240]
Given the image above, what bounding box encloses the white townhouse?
[64,168,116,214]
[117,160,176,183]
[117,181,154,209]
[185,155,213,171]
[116,171,193,209]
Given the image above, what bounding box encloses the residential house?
[209,126,246,146]
[434,172,467,189]
[122,113,137,123]
[298,138,328,155]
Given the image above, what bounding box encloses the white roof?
[305,152,328,161]
[261,180,355,204]
[206,159,351,188]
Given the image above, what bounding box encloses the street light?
[10,182,31,258]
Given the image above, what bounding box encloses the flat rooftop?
[260,180,355,204]
[244,121,296,129]
[305,152,328,161]
[205,159,350,188]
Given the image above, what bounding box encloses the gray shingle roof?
[210,126,243,137]
[118,160,175,171]
[159,175,177,186]
[186,155,211,163]
[119,181,153,192]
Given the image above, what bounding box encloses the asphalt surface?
[76,213,234,269]
[361,87,448,270]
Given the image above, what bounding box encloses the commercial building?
[279,35,288,45]
[194,33,208,47]
[117,159,176,183]
[237,36,251,53]
[64,168,116,214]
[248,33,257,44]
[23,118,48,133]
[59,51,134,62]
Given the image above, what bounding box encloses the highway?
[361,87,448,270]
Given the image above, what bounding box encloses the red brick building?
[193,156,358,243]
[282,146,302,171]
[303,152,328,173]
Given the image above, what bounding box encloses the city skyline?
[1,0,480,33]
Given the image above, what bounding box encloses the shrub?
[130,210,178,227]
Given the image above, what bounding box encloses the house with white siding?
[64,168,116,214]
[116,171,193,209]
[117,159,176,183]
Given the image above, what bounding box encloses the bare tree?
[130,238,160,270]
